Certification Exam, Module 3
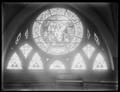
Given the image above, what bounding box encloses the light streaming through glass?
[71,53,86,70]
[20,44,32,58]
[93,53,107,70]
[83,44,95,59]
[7,52,22,69]
[28,53,44,70]
[49,60,65,70]
[33,8,83,55]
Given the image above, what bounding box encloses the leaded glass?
[32,8,83,55]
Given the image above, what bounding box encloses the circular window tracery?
[32,8,83,55]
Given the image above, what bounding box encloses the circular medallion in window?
[32,8,83,55]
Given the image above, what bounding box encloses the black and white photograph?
[2,2,118,91]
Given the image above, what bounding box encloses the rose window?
[32,8,83,55]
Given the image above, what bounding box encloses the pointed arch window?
[7,52,22,70]
[5,7,113,73]
[28,53,44,70]
[93,53,107,70]
[71,53,86,70]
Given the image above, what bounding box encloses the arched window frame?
[4,7,114,72]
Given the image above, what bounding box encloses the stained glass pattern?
[94,33,100,46]
[93,53,107,70]
[28,53,44,69]
[7,52,22,69]
[71,53,86,70]
[20,44,32,58]
[83,44,95,59]
[49,60,65,70]
[33,8,83,55]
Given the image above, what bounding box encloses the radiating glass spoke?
[28,53,44,70]
[93,53,107,70]
[7,52,22,70]
[71,53,86,70]
[20,44,32,58]
[83,44,95,59]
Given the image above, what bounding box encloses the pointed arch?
[28,53,44,69]
[71,53,86,70]
[93,53,107,70]
[7,52,22,69]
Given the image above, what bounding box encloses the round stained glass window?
[32,8,83,55]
